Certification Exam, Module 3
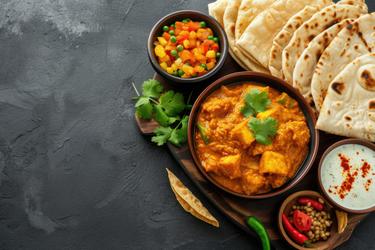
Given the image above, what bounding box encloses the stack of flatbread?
[208,0,375,142]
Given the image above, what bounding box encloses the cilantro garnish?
[142,79,163,98]
[151,126,172,146]
[133,79,190,147]
[241,89,271,117]
[248,117,278,145]
[168,116,189,146]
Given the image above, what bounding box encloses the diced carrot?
[179,50,193,62]
[163,32,171,41]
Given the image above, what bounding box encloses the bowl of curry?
[188,72,319,199]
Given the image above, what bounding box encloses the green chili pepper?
[246,216,271,250]
[197,123,209,144]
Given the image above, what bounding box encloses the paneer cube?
[217,154,242,179]
[242,171,266,195]
[259,151,289,176]
[257,105,281,120]
[230,120,255,147]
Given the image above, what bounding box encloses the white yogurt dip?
[320,143,375,211]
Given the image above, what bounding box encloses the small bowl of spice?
[278,191,337,250]
[318,139,375,214]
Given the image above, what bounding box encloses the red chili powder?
[332,154,358,200]
[365,179,372,192]
[361,161,372,178]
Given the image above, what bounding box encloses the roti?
[282,3,366,84]
[316,53,375,141]
[208,0,228,26]
[223,0,269,72]
[268,5,323,79]
[166,168,219,227]
[235,0,275,41]
[236,0,332,68]
[311,13,375,110]
[293,19,354,107]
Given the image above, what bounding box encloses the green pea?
[213,37,219,43]
[171,50,178,57]
[200,21,207,28]
[178,69,184,77]
[182,18,190,23]
[201,63,208,70]
[170,36,177,43]
[162,26,169,32]
[216,52,221,58]
[169,30,175,35]
[177,45,184,52]
[171,24,175,28]
[208,35,214,40]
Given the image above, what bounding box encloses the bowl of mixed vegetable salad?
[147,10,228,84]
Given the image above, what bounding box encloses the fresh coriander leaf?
[154,104,171,127]
[241,103,256,117]
[241,89,271,117]
[142,79,163,98]
[159,90,186,117]
[248,117,278,145]
[136,102,153,119]
[151,126,173,146]
[197,123,209,144]
[154,105,180,126]
[169,116,189,146]
[135,96,150,107]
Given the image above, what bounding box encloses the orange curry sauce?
[195,83,310,195]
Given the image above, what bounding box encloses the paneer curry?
[195,83,310,195]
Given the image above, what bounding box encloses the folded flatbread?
[235,0,275,41]
[268,5,323,79]
[208,0,228,26]
[223,0,269,72]
[167,168,219,227]
[236,0,332,69]
[317,53,375,141]
[311,13,375,110]
[293,19,354,106]
[282,3,366,84]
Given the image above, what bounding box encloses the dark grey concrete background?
[0,0,374,249]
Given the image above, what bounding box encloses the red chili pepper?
[298,197,324,211]
[282,213,309,245]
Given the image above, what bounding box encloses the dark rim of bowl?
[318,138,375,214]
[147,10,228,84]
[188,71,319,199]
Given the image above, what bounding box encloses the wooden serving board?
[135,55,368,248]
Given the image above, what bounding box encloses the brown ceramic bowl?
[187,71,319,199]
[278,191,337,250]
[147,10,228,85]
[318,139,375,214]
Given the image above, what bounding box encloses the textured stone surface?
[0,0,374,249]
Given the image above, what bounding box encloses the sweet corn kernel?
[155,45,166,58]
[171,63,178,71]
[175,58,182,66]
[166,67,174,74]
[160,62,168,70]
[182,64,194,75]
[159,55,170,63]
[189,31,197,40]
[157,37,168,46]
[206,50,216,59]
[183,39,190,49]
